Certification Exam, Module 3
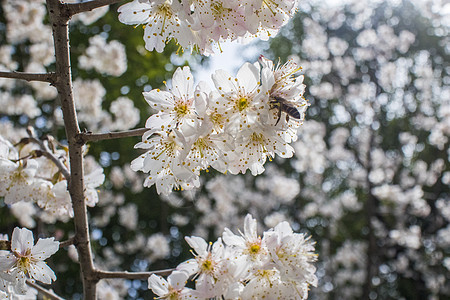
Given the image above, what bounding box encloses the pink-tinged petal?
[11,227,33,255]
[148,274,169,296]
[167,271,188,290]
[31,237,59,260]
[28,260,56,284]
[185,236,208,256]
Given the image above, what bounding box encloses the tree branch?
[47,0,97,298]
[77,128,148,143]
[0,71,56,84]
[59,236,75,248]
[96,269,173,280]
[65,0,123,16]
[26,280,65,300]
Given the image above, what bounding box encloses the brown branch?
[77,128,149,143]
[96,269,173,280]
[65,0,123,16]
[0,71,56,84]
[59,237,76,248]
[47,0,97,299]
[26,280,65,300]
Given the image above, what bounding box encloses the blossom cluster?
[0,227,59,298]
[78,35,127,77]
[0,134,104,223]
[131,56,308,195]
[118,0,298,54]
[148,214,317,299]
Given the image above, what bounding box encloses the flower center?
[174,102,188,118]
[237,97,249,112]
[18,256,30,272]
[250,243,261,254]
[201,259,213,272]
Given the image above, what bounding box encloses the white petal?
[31,237,59,261]
[185,236,208,256]
[11,227,33,254]
[28,260,56,284]
[167,271,188,290]
[148,274,169,296]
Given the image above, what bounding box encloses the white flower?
[109,97,140,131]
[0,159,38,205]
[182,120,233,174]
[131,129,198,195]
[264,221,318,287]
[78,35,127,77]
[241,267,312,299]
[176,236,231,298]
[0,227,59,284]
[118,0,194,53]
[35,180,73,219]
[228,125,294,175]
[148,271,193,300]
[222,214,270,271]
[211,62,266,137]
[84,166,105,207]
[144,66,199,134]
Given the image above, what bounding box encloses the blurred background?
[0,0,448,299]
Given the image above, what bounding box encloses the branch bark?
[65,0,123,16]
[59,237,76,248]
[95,269,173,280]
[47,0,97,298]
[0,71,56,83]
[77,128,148,143]
[26,280,65,300]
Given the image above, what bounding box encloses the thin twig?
[65,0,123,16]
[27,136,71,182]
[59,237,76,248]
[0,71,56,84]
[26,280,65,300]
[77,128,149,143]
[96,269,173,280]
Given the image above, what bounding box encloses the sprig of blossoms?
[118,0,298,55]
[148,214,318,299]
[0,135,105,222]
[0,227,59,297]
[132,55,308,195]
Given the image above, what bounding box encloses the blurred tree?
[263,0,449,299]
